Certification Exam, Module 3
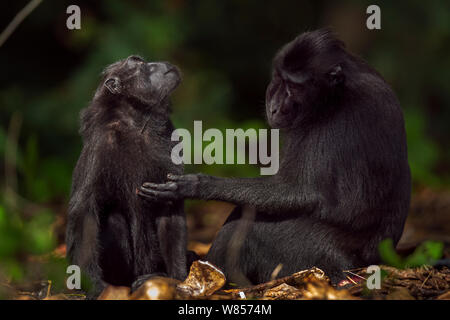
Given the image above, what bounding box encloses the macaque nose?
[269,102,279,115]
[161,62,179,75]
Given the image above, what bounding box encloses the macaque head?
[266,29,346,128]
[97,55,181,109]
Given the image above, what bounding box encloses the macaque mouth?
[164,68,179,76]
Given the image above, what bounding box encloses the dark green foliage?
[379,238,443,269]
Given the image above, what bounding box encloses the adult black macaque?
[66,55,187,297]
[138,29,411,284]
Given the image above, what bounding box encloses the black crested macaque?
[138,29,411,284]
[66,55,187,296]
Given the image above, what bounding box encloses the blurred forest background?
[0,0,449,297]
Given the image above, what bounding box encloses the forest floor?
[3,188,450,300]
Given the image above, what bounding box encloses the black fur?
[66,56,187,296]
[139,29,411,284]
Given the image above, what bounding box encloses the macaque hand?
[137,173,202,201]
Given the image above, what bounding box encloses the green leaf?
[379,238,444,269]
[379,238,404,268]
[404,241,443,268]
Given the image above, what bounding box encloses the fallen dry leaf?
[263,283,303,300]
[177,260,226,297]
[97,286,130,300]
[436,291,450,300]
[226,266,330,299]
[299,274,358,300]
[225,267,357,300]
[130,277,180,300]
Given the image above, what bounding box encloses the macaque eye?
[285,71,309,84]
[130,56,144,62]
[126,56,145,68]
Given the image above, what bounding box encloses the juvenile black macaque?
[138,29,411,284]
[66,55,187,296]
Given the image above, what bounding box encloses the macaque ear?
[104,77,121,94]
[327,65,345,86]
